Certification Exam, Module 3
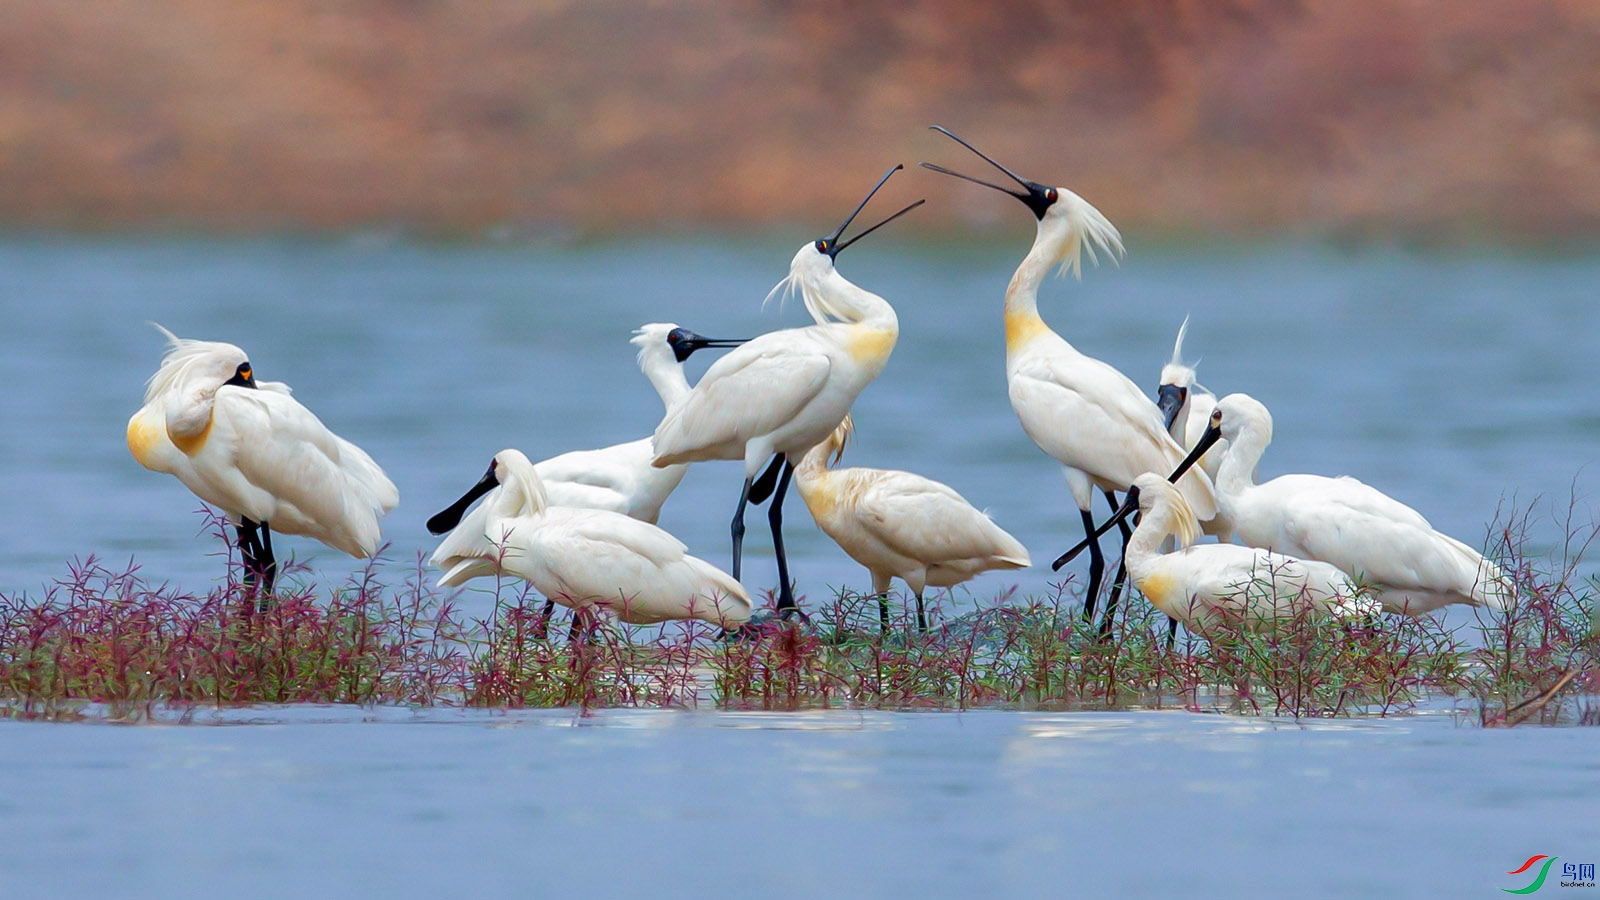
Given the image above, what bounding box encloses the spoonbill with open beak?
[920,127,1216,636]
[652,165,924,620]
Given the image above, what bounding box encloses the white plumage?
[442,324,701,550]
[428,449,750,628]
[1156,317,1226,485]
[1124,473,1378,635]
[651,248,899,475]
[650,165,921,614]
[1202,393,1514,614]
[1156,317,1232,542]
[921,127,1215,627]
[126,326,398,582]
[794,416,1030,628]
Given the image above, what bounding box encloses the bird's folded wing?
[1279,483,1479,589]
[536,441,649,492]
[857,472,1026,563]
[220,390,341,489]
[540,479,631,515]
[1012,355,1216,517]
[1011,365,1172,473]
[549,508,690,566]
[224,389,395,518]
[653,341,832,460]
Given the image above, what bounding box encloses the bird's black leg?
[767,458,802,619]
[1099,490,1131,640]
[1165,615,1179,651]
[746,454,786,506]
[730,476,753,581]
[1079,508,1106,626]
[915,592,927,632]
[533,599,556,640]
[235,520,261,597]
[878,593,891,632]
[258,522,279,607]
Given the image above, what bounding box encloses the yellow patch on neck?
[168,414,213,457]
[797,476,840,524]
[846,327,897,366]
[1004,308,1050,350]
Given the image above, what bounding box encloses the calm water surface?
[2,706,1596,899]
[2,236,1596,606]
[2,237,1597,898]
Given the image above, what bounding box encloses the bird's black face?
[814,164,926,260]
[920,125,1060,221]
[223,362,257,389]
[1021,184,1060,221]
[1156,383,1188,432]
[665,328,750,363]
[426,459,501,535]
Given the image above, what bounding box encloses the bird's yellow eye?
[815,239,829,253]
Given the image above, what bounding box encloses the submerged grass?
[1,503,1594,724]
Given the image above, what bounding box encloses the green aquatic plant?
[0,553,471,721]
[1471,498,1599,726]
[0,504,1592,723]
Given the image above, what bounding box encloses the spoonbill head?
[650,324,749,365]
[1156,316,1206,432]
[650,165,923,617]
[428,449,751,629]
[919,124,1123,284]
[128,326,398,600]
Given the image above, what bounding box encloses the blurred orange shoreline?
[2,1,1597,238]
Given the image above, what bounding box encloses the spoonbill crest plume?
[1157,317,1222,466]
[427,449,751,629]
[126,325,398,599]
[1070,393,1515,615]
[651,164,925,619]
[795,415,1031,630]
[920,125,1217,636]
[1122,473,1378,636]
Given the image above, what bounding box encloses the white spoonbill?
[1122,473,1377,636]
[652,165,924,618]
[126,326,398,597]
[795,416,1030,630]
[426,323,741,627]
[427,450,751,629]
[431,324,742,540]
[1073,393,1514,615]
[1155,317,1232,543]
[920,126,1217,635]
